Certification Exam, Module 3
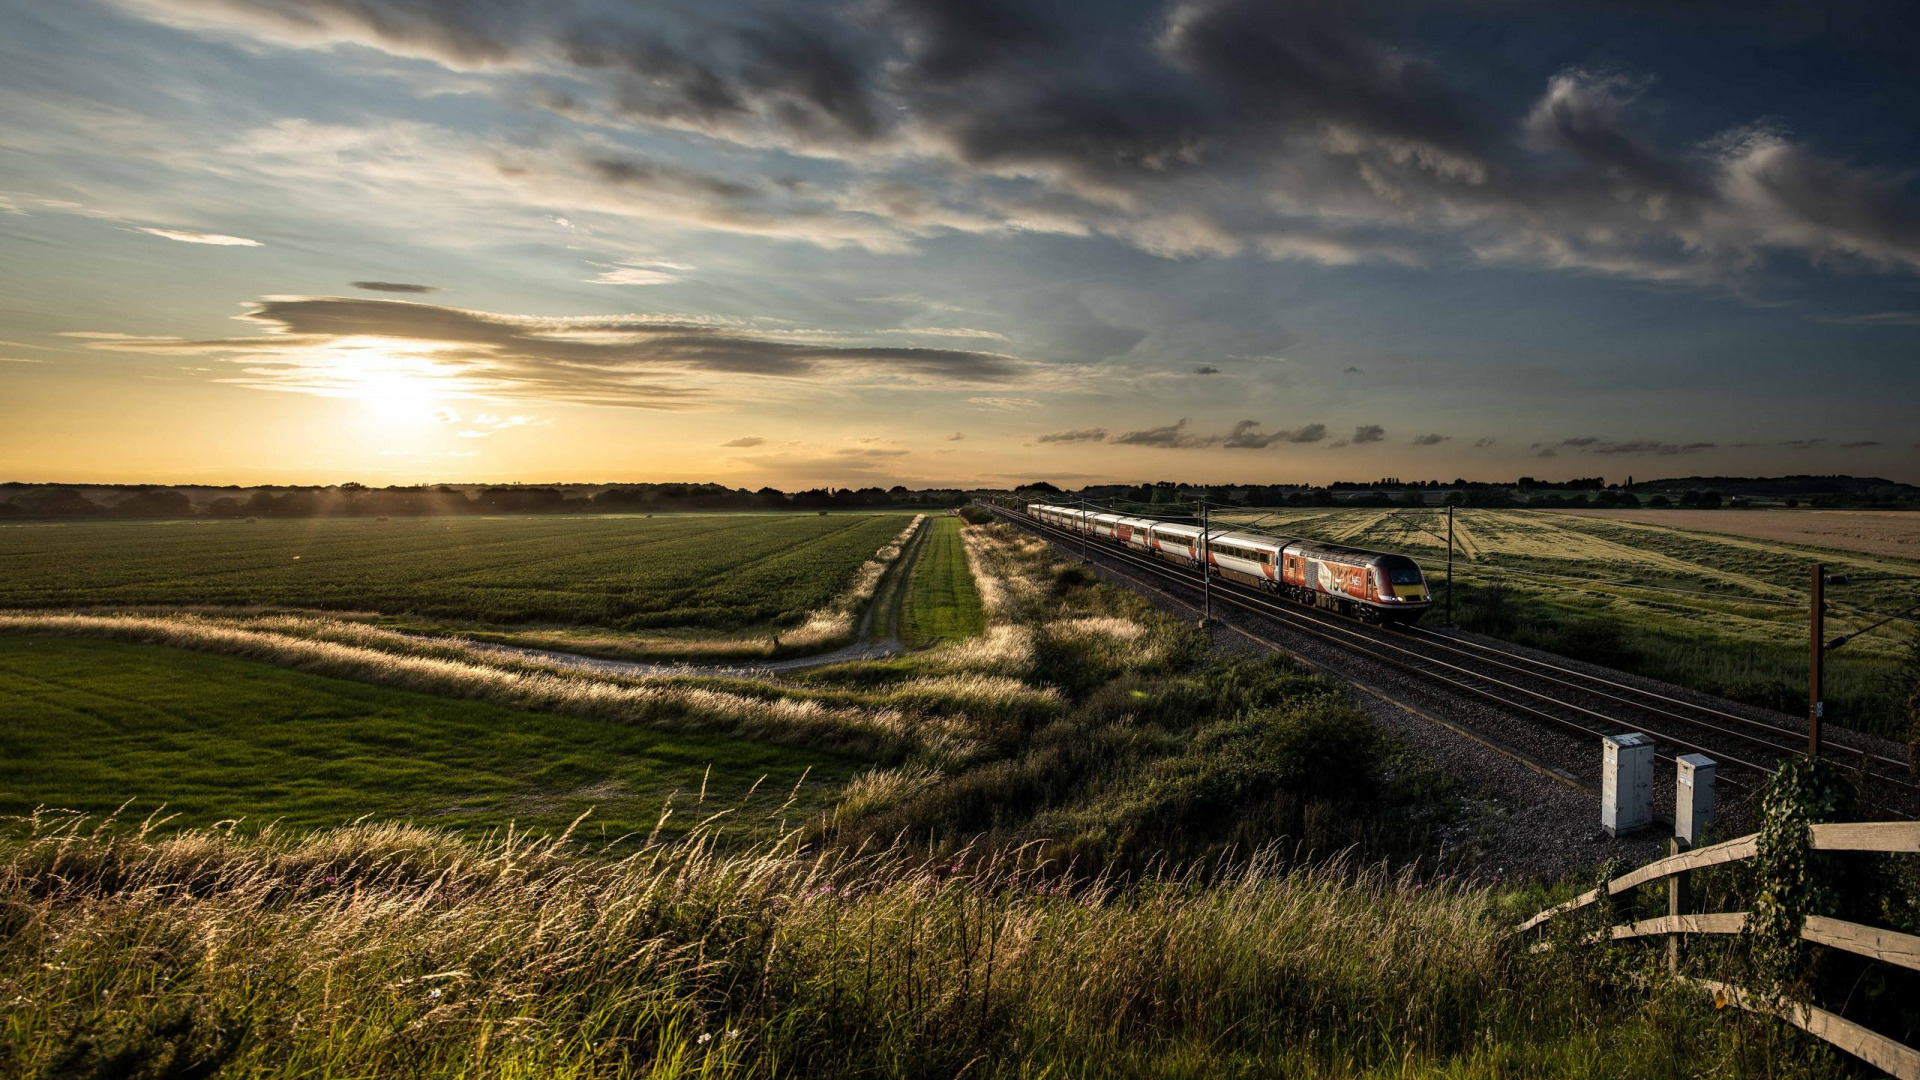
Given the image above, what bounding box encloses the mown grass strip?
[900,517,986,648]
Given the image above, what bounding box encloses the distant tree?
[111,489,191,517]
[10,488,103,517]
[1649,494,1672,508]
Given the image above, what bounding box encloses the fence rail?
[1518,820,1920,1079]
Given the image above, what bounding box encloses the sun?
[315,337,459,430]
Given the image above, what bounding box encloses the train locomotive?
[1025,503,1433,625]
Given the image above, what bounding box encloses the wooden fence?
[1518,821,1920,1079]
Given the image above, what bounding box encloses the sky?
[1,0,1918,489]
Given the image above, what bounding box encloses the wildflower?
[428,988,443,1000]
[697,1032,713,1045]
[726,1029,740,1040]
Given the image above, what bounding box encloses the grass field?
[0,513,910,631]
[1220,507,1920,735]
[1566,508,1920,561]
[0,636,852,839]
[899,517,986,648]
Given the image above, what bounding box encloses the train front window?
[1387,567,1422,585]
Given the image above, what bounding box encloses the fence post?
[1668,834,1691,973]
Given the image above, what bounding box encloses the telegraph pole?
[1200,500,1213,623]
[1446,504,1455,628]
[1809,562,1824,758]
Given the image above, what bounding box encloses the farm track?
[992,506,1920,823]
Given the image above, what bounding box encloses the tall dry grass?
[0,612,979,766]
[0,815,1824,1079]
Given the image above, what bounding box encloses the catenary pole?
[1200,500,1213,621]
[1446,504,1455,627]
[1809,562,1824,758]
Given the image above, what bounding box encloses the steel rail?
[996,503,1918,799]
[994,505,1767,788]
[1404,624,1913,775]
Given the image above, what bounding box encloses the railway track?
[988,504,1920,810]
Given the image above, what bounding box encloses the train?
[1025,503,1433,625]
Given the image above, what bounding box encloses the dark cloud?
[351,281,439,293]
[1779,438,1827,450]
[1222,420,1327,448]
[1352,424,1386,444]
[946,431,966,440]
[1473,437,1497,448]
[1343,365,1364,374]
[1549,435,1716,455]
[1036,427,1108,444]
[1588,439,1716,455]
[885,0,1059,85]
[1111,418,1217,448]
[1410,432,1449,446]
[131,0,1920,281]
[1193,364,1220,375]
[1842,440,1882,448]
[77,295,1022,408]
[722,435,766,447]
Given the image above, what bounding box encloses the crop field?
[0,636,851,838]
[1219,506,1920,735]
[1565,508,1920,561]
[0,513,909,631]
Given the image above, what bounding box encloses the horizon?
[5,0,1920,486]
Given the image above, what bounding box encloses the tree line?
[0,482,972,519]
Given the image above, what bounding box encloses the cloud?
[352,281,438,293]
[105,0,1920,285]
[1779,438,1827,450]
[1036,427,1108,444]
[1343,365,1364,374]
[1819,311,1920,326]
[721,435,766,447]
[72,295,1027,409]
[1473,437,1497,448]
[586,259,684,285]
[137,227,261,246]
[1110,418,1218,448]
[967,396,1041,410]
[1193,365,1220,375]
[1591,440,1716,455]
[1222,420,1327,448]
[1549,435,1715,455]
[1841,440,1882,448]
[1410,432,1449,446]
[1351,424,1386,444]
[946,432,965,441]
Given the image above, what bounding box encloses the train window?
[1387,567,1422,585]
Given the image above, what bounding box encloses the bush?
[958,504,994,525]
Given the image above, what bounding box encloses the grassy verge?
[0,637,850,840]
[900,516,986,648]
[0,820,1852,1079]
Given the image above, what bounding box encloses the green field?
[0,636,851,838]
[1222,507,1919,734]
[0,513,908,631]
[900,517,986,647]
